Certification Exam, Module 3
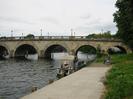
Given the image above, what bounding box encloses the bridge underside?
[14,44,37,58]
[44,45,67,59]
[75,45,97,55]
[0,46,9,59]
[107,46,127,54]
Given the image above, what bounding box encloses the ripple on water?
[0,59,58,99]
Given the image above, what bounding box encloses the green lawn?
[104,54,133,99]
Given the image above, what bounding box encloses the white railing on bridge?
[0,36,121,41]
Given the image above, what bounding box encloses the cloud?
[75,21,117,35]
[39,17,60,25]
[84,18,102,26]
[80,14,91,20]
[0,16,35,25]
[0,0,117,36]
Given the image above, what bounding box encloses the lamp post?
[48,32,49,37]
[40,29,42,36]
[21,33,23,39]
[74,32,75,36]
[71,28,73,36]
[11,30,13,37]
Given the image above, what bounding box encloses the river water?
[0,52,96,99]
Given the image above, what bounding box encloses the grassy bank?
[103,54,133,99]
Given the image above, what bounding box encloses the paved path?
[22,63,110,99]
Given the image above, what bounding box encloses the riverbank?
[21,63,110,99]
[100,54,133,99]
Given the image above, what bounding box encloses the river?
[0,52,96,99]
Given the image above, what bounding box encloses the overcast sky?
[0,0,117,36]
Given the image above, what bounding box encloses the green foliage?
[86,31,114,39]
[96,44,103,58]
[25,34,35,39]
[114,0,133,50]
[78,45,96,54]
[105,54,133,99]
[96,55,105,63]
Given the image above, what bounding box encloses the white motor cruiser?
[2,54,10,59]
[25,53,38,61]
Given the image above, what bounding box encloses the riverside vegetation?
[97,54,133,99]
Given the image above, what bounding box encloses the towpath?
[22,63,110,99]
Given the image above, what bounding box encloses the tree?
[78,45,96,54]
[25,34,35,39]
[114,0,133,51]
[96,44,102,57]
[86,31,113,39]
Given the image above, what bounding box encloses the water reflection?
[51,52,96,62]
[77,51,96,61]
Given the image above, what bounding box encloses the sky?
[0,0,117,37]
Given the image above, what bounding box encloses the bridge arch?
[44,44,69,59]
[14,42,39,58]
[115,45,127,53]
[0,44,10,58]
[0,43,10,54]
[44,42,70,53]
[107,45,127,54]
[75,44,97,55]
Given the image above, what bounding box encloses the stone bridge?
[0,36,132,58]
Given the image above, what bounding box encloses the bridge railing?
[0,36,85,40]
[0,36,121,41]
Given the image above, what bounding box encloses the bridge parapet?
[0,36,121,42]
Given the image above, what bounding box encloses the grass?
[96,54,108,63]
[104,54,133,99]
[96,56,105,63]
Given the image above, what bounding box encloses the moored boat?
[3,54,10,59]
[57,55,75,78]
[25,53,38,60]
[0,51,9,60]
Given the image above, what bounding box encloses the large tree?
[25,34,35,39]
[86,31,113,39]
[114,0,133,50]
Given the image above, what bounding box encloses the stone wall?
[0,39,131,58]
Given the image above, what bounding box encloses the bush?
[25,34,35,39]
[105,54,133,99]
